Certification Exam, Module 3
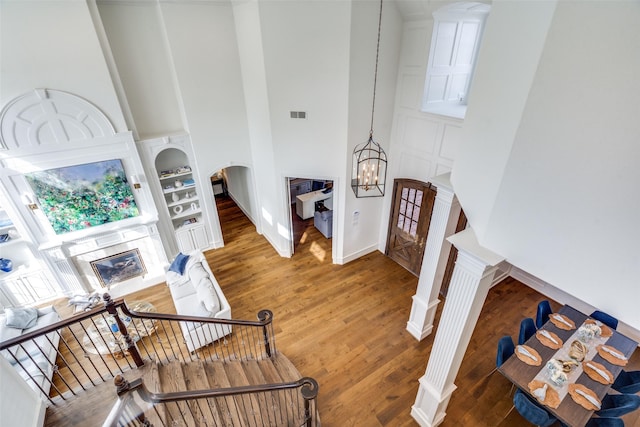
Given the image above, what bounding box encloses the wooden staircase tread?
[255,358,292,425]
[182,360,216,426]
[159,361,197,426]
[203,360,246,426]
[271,353,303,382]
[141,361,165,427]
[224,360,264,426]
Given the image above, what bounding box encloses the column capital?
[430,172,453,193]
[447,228,504,268]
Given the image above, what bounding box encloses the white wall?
[342,0,403,262]
[454,1,640,330]
[97,1,184,139]
[0,0,126,132]
[256,0,352,260]
[0,356,43,427]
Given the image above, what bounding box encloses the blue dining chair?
[585,418,624,427]
[496,335,515,368]
[535,300,552,329]
[488,335,515,379]
[518,317,537,345]
[590,310,618,330]
[612,370,640,394]
[595,394,640,418]
[513,389,558,427]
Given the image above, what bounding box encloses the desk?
[295,189,332,219]
[499,306,637,427]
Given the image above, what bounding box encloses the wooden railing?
[103,374,320,427]
[0,294,276,406]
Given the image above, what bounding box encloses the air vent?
[290,111,307,119]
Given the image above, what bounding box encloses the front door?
[439,209,468,298]
[385,179,436,276]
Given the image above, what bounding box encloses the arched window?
[421,2,490,119]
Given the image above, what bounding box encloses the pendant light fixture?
[351,0,387,198]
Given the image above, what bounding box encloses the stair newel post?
[103,294,144,367]
[300,377,319,427]
[114,376,153,427]
[258,310,272,357]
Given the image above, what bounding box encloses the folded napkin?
[568,383,601,411]
[549,313,576,330]
[528,380,561,409]
[597,344,628,366]
[515,345,542,366]
[582,360,613,385]
[536,329,563,349]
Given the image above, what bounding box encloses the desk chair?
[519,317,537,345]
[590,310,618,330]
[612,370,640,394]
[595,394,640,418]
[536,300,552,329]
[513,389,558,427]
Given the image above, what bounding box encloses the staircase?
[133,353,315,427]
[0,295,320,426]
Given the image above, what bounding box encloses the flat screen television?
[25,159,139,234]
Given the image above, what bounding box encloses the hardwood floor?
[47,195,640,426]
[208,196,640,426]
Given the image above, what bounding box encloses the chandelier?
[351,0,387,198]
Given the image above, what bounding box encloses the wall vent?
[290,111,307,119]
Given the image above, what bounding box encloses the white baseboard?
[510,266,640,344]
[338,244,380,265]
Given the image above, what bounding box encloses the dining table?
[498,305,638,427]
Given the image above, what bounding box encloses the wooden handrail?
[0,295,273,351]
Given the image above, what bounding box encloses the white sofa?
[166,251,232,353]
[0,306,61,397]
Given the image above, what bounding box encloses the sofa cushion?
[168,252,190,275]
[195,277,220,313]
[4,307,38,329]
[186,261,220,313]
[1,306,60,365]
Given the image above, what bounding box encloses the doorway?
[288,177,333,253]
[385,178,437,277]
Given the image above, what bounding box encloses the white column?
[407,173,462,340]
[411,228,505,427]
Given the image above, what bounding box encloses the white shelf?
[163,183,196,194]
[167,195,199,208]
[159,170,192,180]
[171,207,202,221]
[0,237,26,247]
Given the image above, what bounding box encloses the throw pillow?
[168,252,190,275]
[5,307,39,329]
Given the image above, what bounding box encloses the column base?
[406,296,440,341]
[411,377,457,427]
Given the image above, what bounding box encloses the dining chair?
[518,317,537,345]
[595,393,640,418]
[611,370,640,394]
[585,418,624,427]
[590,310,618,330]
[513,389,558,427]
[496,335,515,368]
[535,300,552,329]
[488,335,515,378]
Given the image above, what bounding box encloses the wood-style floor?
[49,195,640,426]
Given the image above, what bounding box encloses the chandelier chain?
[370,0,383,137]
